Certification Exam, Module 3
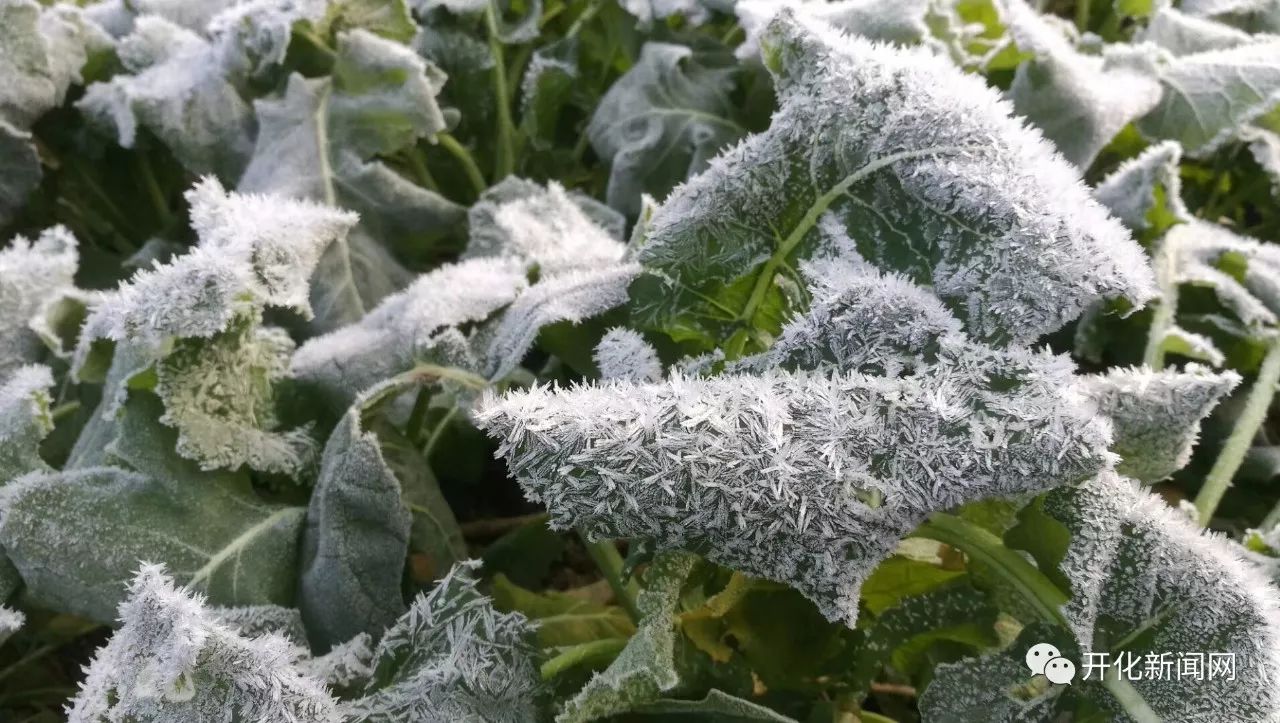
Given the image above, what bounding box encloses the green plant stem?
[540,637,627,679]
[484,0,517,181]
[404,147,440,193]
[1194,335,1280,526]
[437,133,488,198]
[405,386,433,443]
[422,405,460,459]
[566,0,603,37]
[915,513,1069,627]
[134,154,170,228]
[1142,237,1179,370]
[1075,0,1091,31]
[50,401,81,422]
[1102,668,1162,723]
[579,532,641,622]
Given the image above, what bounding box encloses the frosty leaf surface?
[1092,140,1190,235]
[339,560,541,723]
[594,328,663,382]
[1080,365,1238,483]
[0,0,110,129]
[0,365,54,482]
[1166,218,1280,327]
[558,551,697,723]
[208,604,309,644]
[66,565,339,723]
[1002,0,1163,168]
[587,42,746,216]
[1137,6,1257,55]
[300,376,464,650]
[0,393,304,622]
[1136,38,1280,156]
[1046,474,1280,720]
[632,11,1153,350]
[465,177,627,275]
[0,226,78,377]
[238,29,463,330]
[291,257,528,410]
[734,0,931,62]
[77,16,253,179]
[479,345,1113,627]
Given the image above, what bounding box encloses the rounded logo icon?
[1025,642,1062,675]
[1044,657,1076,685]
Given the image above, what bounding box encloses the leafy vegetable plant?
[2,0,1280,721]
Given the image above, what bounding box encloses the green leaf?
[300,375,464,650]
[521,38,579,149]
[1092,139,1190,241]
[1136,39,1280,157]
[317,0,417,43]
[0,393,304,622]
[849,583,999,701]
[1136,6,1256,56]
[630,689,797,721]
[631,10,1153,351]
[491,573,635,648]
[588,42,746,217]
[859,555,966,617]
[238,29,463,331]
[558,551,698,723]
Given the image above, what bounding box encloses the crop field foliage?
[2,0,1280,720]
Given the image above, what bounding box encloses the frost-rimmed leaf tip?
[632,9,1155,348]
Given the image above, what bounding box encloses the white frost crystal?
[67,564,340,723]
[1080,365,1239,483]
[0,364,54,480]
[479,348,1114,627]
[0,226,79,376]
[594,328,663,382]
[1092,140,1190,231]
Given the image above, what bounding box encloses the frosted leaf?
[1092,140,1190,233]
[339,560,541,723]
[1043,473,1280,720]
[1136,39,1280,157]
[208,604,308,645]
[0,365,54,481]
[482,263,642,381]
[128,0,242,31]
[1242,111,1280,198]
[559,551,697,723]
[1180,0,1280,32]
[734,0,931,61]
[77,16,253,179]
[291,257,528,410]
[0,392,305,621]
[1167,219,1280,327]
[521,38,578,147]
[0,226,78,376]
[1002,0,1163,168]
[66,564,340,723]
[0,120,40,226]
[238,28,463,331]
[300,632,375,688]
[478,346,1114,627]
[414,0,542,43]
[208,0,326,79]
[185,177,357,319]
[594,328,663,382]
[1079,365,1238,483]
[300,377,456,650]
[155,315,317,475]
[466,178,626,275]
[1137,6,1258,55]
[0,0,111,129]
[621,0,723,28]
[0,605,22,647]
[731,259,964,377]
[632,10,1154,350]
[588,43,745,217]
[1155,324,1226,366]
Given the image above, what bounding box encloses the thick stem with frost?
[1194,336,1280,526]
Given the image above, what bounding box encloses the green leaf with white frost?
[1079,365,1239,483]
[588,42,746,217]
[299,375,464,651]
[67,565,340,723]
[77,17,253,179]
[0,0,110,129]
[1002,0,1163,168]
[317,0,417,44]
[74,178,353,475]
[1092,140,1190,237]
[0,365,54,482]
[1136,6,1257,55]
[630,690,798,721]
[631,10,1153,351]
[1166,218,1280,328]
[521,38,578,149]
[0,226,78,377]
[208,603,309,644]
[339,560,542,722]
[1179,0,1280,33]
[239,29,464,331]
[558,551,697,723]
[734,0,932,61]
[0,393,304,622]
[1136,38,1280,157]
